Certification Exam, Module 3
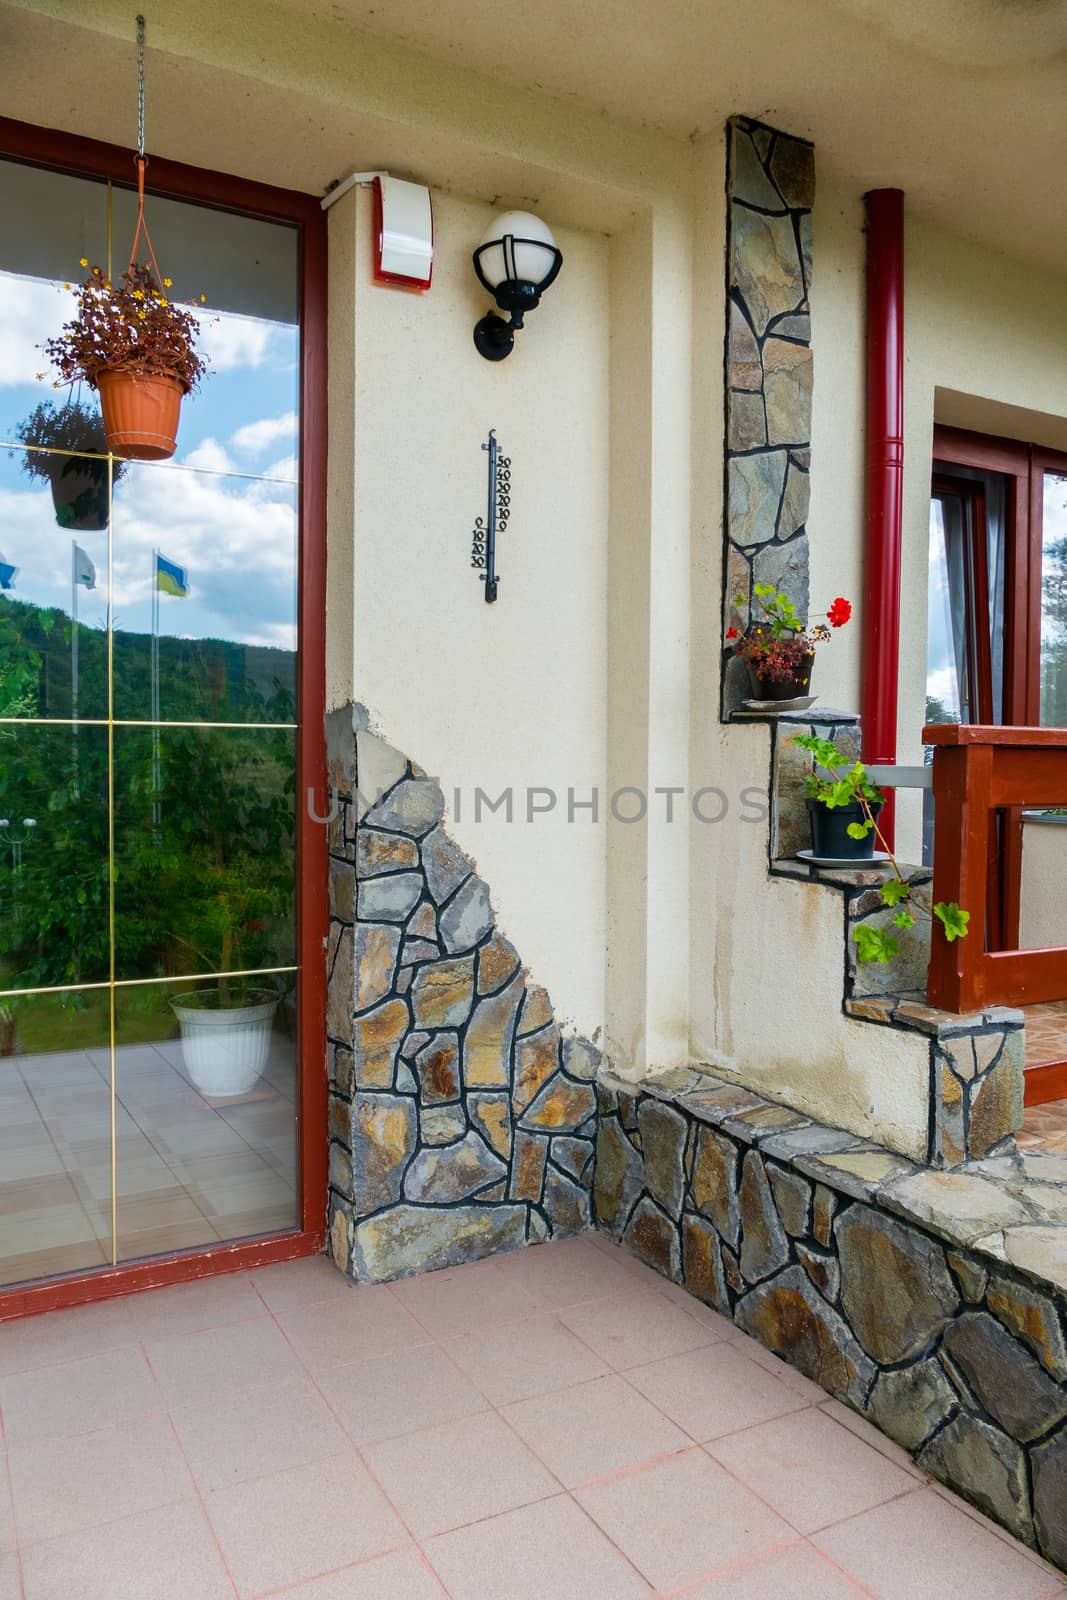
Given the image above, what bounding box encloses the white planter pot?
[170,990,279,1098]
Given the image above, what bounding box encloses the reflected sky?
[0,266,299,659]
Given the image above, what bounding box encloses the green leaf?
[933,902,970,942]
[893,910,916,928]
[880,879,911,906]
[854,925,899,964]
[754,582,775,597]
[846,820,872,840]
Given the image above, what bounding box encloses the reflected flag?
[156,552,188,598]
[0,551,17,591]
[73,543,96,590]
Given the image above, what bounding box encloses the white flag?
[73,543,96,590]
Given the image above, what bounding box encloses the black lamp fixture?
[472,210,563,361]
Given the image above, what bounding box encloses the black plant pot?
[806,798,882,860]
[741,627,815,701]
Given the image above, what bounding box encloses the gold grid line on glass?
[0,967,298,1001]
[2,441,298,487]
[0,718,299,729]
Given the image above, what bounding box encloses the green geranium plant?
[794,732,970,965]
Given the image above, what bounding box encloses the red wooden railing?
[925,724,1067,1014]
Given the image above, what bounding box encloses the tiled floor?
[0,1235,1063,1600]
[0,1038,296,1287]
[1019,1097,1067,1156]
[1023,1000,1067,1070]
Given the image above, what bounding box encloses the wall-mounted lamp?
[472,211,562,361]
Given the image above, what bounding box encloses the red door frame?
[0,115,329,1321]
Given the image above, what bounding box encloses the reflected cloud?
[0,275,67,386]
[230,411,298,458]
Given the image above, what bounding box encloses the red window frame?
[0,115,329,1322]
[932,425,1067,1103]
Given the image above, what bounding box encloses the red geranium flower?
[827,597,852,628]
[725,626,738,640]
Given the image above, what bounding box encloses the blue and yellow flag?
[156,553,188,598]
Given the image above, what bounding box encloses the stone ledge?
[845,990,1024,1038]
[612,1066,1066,1295]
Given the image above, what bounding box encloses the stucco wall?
[327,185,611,1044]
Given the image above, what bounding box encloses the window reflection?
[1040,471,1067,729]
[0,152,303,1285]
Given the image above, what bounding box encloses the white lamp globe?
[476,211,559,289]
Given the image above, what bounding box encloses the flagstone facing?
[723,116,815,716]
[595,1067,1067,1573]
[325,712,599,1283]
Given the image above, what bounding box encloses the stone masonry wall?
[325,710,600,1283]
[723,116,815,716]
[595,1069,1067,1572]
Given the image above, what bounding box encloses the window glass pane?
[112,725,296,983]
[114,979,298,1258]
[1040,470,1067,727]
[110,463,297,724]
[926,497,962,725]
[0,450,109,722]
[0,724,109,989]
[0,988,112,1288]
[0,160,110,441]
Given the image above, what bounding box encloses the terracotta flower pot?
[97,370,184,461]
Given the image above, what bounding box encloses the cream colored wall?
[330,185,612,1041]
[1020,822,1067,950]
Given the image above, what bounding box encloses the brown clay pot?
[97,370,184,461]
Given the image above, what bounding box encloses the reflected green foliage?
[1042,533,1067,728]
[0,596,295,994]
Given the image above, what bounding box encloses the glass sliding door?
[0,150,310,1290]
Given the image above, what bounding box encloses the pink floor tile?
[121,1272,265,1340]
[315,1344,489,1446]
[0,1553,17,1600]
[813,1488,1059,1599]
[707,1407,918,1534]
[495,1235,650,1310]
[559,1288,722,1370]
[7,1410,191,1546]
[575,1446,794,1591]
[0,1345,162,1444]
[250,1255,355,1315]
[389,1258,537,1340]
[170,1372,350,1491]
[20,1500,233,1600]
[271,1547,449,1598]
[362,1409,559,1538]
[144,1313,301,1408]
[684,1542,871,1597]
[445,1311,608,1405]
[625,1341,812,1441]
[0,1296,138,1380]
[276,1284,431,1371]
[502,1374,689,1489]
[204,1452,405,1598]
[425,1490,652,1600]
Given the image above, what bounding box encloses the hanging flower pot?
[96,370,185,462]
[42,165,208,464]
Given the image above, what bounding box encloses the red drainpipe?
[862,188,905,847]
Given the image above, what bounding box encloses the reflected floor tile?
[0,1235,108,1291]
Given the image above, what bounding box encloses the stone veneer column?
[722,116,815,716]
[324,708,601,1283]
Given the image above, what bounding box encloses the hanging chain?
[136,15,146,159]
